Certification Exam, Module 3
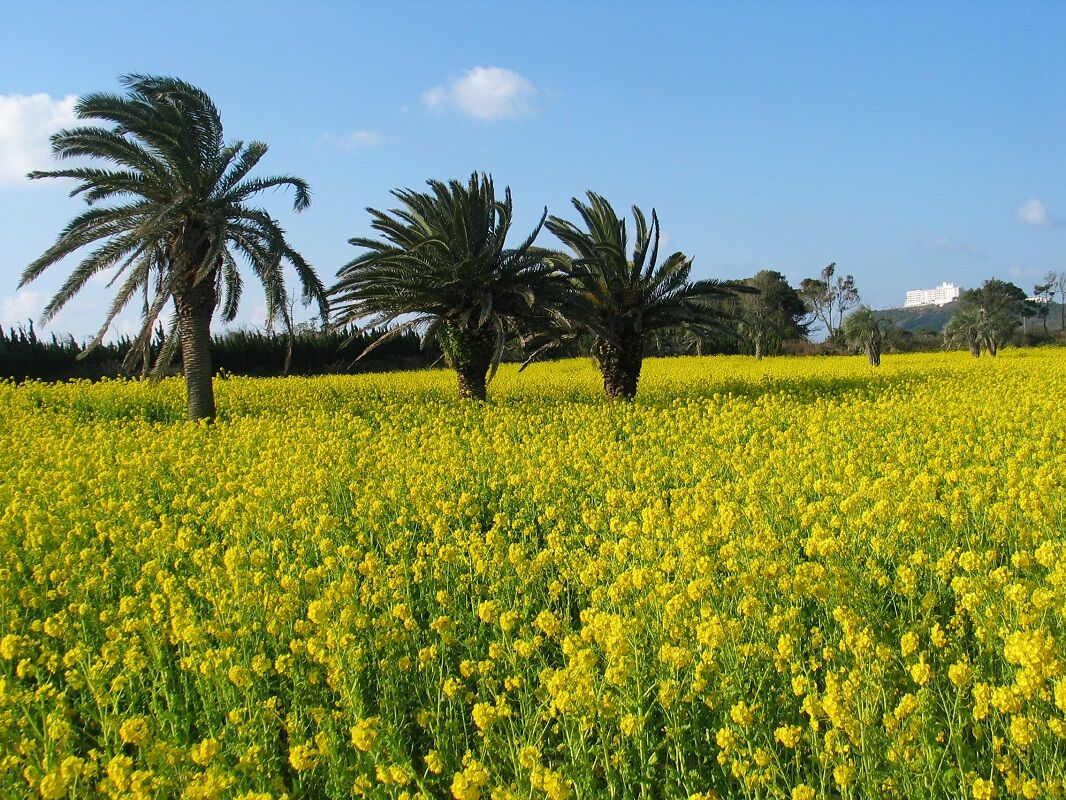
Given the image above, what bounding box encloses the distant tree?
[1032,281,1053,332]
[948,279,1026,356]
[841,306,882,366]
[943,307,984,357]
[733,270,808,359]
[799,262,859,339]
[1047,270,1066,331]
[799,265,833,335]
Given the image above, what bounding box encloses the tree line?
[0,322,438,383]
[14,75,1062,419]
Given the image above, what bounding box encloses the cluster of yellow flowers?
[1,350,1064,799]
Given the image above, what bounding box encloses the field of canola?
[2,350,1066,800]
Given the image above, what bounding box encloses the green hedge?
[0,324,441,382]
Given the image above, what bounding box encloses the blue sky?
[2,1,1064,340]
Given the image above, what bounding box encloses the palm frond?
[21,73,320,362]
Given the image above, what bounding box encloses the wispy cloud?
[1008,264,1048,283]
[0,289,42,327]
[1016,198,1061,227]
[912,236,986,257]
[320,130,383,150]
[422,67,538,121]
[0,93,78,185]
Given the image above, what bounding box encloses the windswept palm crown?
[330,173,559,400]
[841,305,883,366]
[944,307,986,358]
[20,74,327,420]
[543,192,745,398]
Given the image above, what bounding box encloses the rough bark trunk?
[594,333,643,400]
[441,323,495,401]
[754,334,764,361]
[174,275,217,421]
[867,330,882,366]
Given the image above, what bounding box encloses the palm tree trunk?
[441,323,495,401]
[594,334,643,400]
[174,277,217,421]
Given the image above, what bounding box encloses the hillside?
[875,302,959,333]
[875,301,1064,334]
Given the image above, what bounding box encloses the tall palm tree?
[330,173,559,401]
[541,192,746,399]
[19,74,327,420]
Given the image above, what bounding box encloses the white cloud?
[1008,264,1044,281]
[321,130,383,150]
[1,289,42,327]
[422,85,448,112]
[912,236,986,257]
[422,67,537,121]
[1016,198,1059,227]
[0,93,78,185]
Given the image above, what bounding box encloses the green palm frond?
[20,74,326,370]
[542,192,748,350]
[331,173,559,377]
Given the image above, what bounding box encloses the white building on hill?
[903,282,961,308]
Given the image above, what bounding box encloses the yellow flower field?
[1,351,1065,799]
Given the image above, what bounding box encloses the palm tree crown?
[330,173,559,400]
[20,74,327,419]
[841,305,883,366]
[944,307,986,357]
[543,192,745,398]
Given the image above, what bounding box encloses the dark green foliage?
[876,324,943,354]
[841,305,883,365]
[331,173,562,400]
[946,279,1028,356]
[210,327,439,376]
[0,323,139,382]
[537,192,747,398]
[0,326,437,382]
[732,270,808,358]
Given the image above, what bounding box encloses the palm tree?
[330,173,559,401]
[943,308,984,357]
[540,192,746,399]
[19,74,326,420]
[841,305,883,366]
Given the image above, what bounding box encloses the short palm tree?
[542,192,746,399]
[330,173,559,401]
[943,308,984,357]
[20,74,327,420]
[841,305,883,366]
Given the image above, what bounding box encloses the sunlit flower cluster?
[1,350,1064,798]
